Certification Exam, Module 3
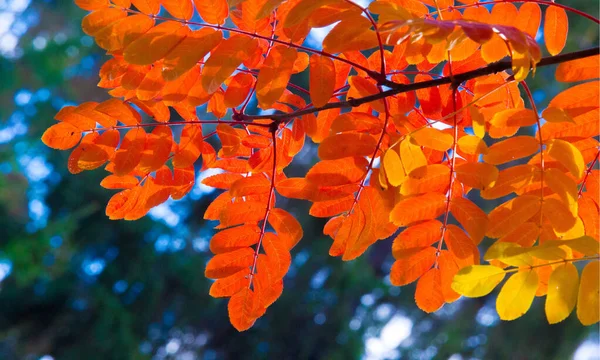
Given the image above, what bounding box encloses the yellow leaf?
[489,109,537,128]
[451,265,506,298]
[469,106,486,139]
[545,263,579,324]
[496,270,539,321]
[577,261,600,325]
[410,127,454,151]
[382,149,405,187]
[542,107,575,123]
[546,139,585,180]
[544,168,578,211]
[399,139,427,175]
[484,242,534,267]
[457,135,488,155]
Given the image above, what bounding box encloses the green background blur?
[0,1,598,359]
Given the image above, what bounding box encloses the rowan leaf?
[256,46,298,109]
[390,247,436,286]
[210,269,249,298]
[228,287,260,332]
[392,219,442,259]
[577,261,600,326]
[309,54,336,108]
[452,265,506,297]
[415,268,444,313]
[544,5,568,56]
[268,208,303,250]
[483,136,539,165]
[112,127,146,176]
[410,128,454,151]
[205,247,255,279]
[42,122,83,150]
[546,139,585,180]
[497,270,539,321]
[318,133,377,160]
[546,263,579,324]
[556,55,600,83]
[389,193,447,227]
[455,162,498,190]
[202,35,259,94]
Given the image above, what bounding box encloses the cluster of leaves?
[42,0,599,331]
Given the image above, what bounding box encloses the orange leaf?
[544,5,568,56]
[194,0,228,24]
[224,72,254,108]
[487,195,541,238]
[75,0,110,11]
[483,135,539,165]
[515,2,541,38]
[202,173,245,190]
[400,164,450,195]
[330,112,383,134]
[138,126,173,173]
[101,174,139,189]
[202,35,259,94]
[444,225,480,265]
[541,81,599,141]
[205,247,255,279]
[256,46,298,109]
[228,287,260,331]
[162,28,223,81]
[219,200,266,228]
[450,197,488,245]
[392,219,442,259]
[42,122,82,150]
[254,255,284,309]
[489,109,537,128]
[209,269,249,298]
[172,124,203,168]
[318,133,377,160]
[306,157,368,187]
[78,129,120,170]
[216,124,242,157]
[347,76,385,113]
[556,55,600,83]
[131,0,160,14]
[262,233,291,279]
[309,54,336,107]
[229,175,271,197]
[95,98,141,125]
[390,247,436,286]
[481,164,539,199]
[161,0,193,20]
[171,165,195,200]
[322,16,378,54]
[82,8,127,36]
[415,267,444,313]
[309,196,355,218]
[112,127,146,176]
[499,222,539,247]
[123,21,188,65]
[390,192,447,227]
[268,208,303,250]
[210,225,261,254]
[454,162,498,190]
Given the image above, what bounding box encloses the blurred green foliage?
[0,1,597,359]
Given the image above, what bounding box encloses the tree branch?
[238,47,599,122]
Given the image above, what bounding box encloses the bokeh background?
[0,1,598,359]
